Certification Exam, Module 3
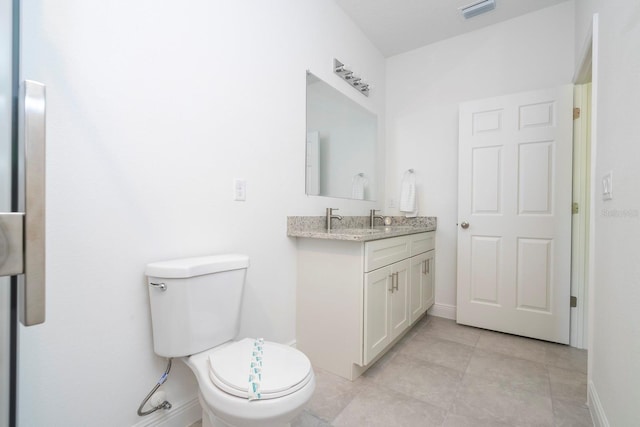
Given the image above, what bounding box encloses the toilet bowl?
[145,254,316,427]
[184,339,315,427]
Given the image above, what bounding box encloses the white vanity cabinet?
[296,231,435,380]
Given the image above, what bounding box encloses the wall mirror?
[306,72,378,201]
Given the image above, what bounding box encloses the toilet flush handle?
[149,282,167,291]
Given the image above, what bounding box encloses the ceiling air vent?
[460,0,496,19]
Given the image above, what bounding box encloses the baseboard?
[427,303,456,320]
[588,380,610,427]
[132,396,201,427]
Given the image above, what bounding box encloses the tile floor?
[292,315,592,427]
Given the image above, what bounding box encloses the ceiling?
[334,0,572,57]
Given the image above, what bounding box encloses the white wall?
[18,1,385,426]
[385,1,575,312]
[574,1,640,425]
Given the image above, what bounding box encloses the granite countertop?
[287,216,436,242]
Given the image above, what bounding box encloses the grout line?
[546,365,558,427]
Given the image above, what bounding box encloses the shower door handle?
[0,80,47,326]
[18,80,46,326]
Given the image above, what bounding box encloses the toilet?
[145,254,315,427]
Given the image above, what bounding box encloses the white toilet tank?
[145,254,249,358]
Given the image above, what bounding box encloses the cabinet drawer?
[410,232,435,256]
[364,236,411,272]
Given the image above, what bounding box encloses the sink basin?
[333,228,383,235]
[374,226,415,232]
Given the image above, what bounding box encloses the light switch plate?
[602,171,613,201]
[234,179,246,201]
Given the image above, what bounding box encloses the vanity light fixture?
[460,0,496,19]
[334,59,370,97]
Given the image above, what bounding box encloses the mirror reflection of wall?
[306,72,378,201]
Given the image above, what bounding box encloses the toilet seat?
[207,338,312,400]
[184,340,316,427]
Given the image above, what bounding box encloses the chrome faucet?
[370,209,384,228]
[326,208,343,231]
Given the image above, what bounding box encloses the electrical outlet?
[388,197,396,208]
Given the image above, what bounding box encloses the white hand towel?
[351,174,367,200]
[399,171,417,216]
[404,192,418,217]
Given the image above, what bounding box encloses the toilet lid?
[208,338,312,400]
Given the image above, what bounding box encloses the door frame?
[571,13,598,351]
[570,84,591,350]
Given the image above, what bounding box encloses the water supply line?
[137,358,173,416]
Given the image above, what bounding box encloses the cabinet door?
[363,267,392,365]
[409,252,429,323]
[390,259,411,341]
[424,250,435,310]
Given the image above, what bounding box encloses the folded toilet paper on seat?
[248,338,264,401]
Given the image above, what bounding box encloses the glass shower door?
[1,0,47,423]
[0,0,15,425]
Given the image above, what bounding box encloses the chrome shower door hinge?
[0,213,25,276]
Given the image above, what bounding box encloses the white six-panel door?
[457,85,573,344]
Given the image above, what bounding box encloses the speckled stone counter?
[287,216,436,242]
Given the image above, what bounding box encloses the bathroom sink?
[334,228,383,235]
[375,226,415,232]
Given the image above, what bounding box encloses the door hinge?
[570,296,577,308]
[572,202,579,214]
[573,107,581,120]
[0,213,25,276]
